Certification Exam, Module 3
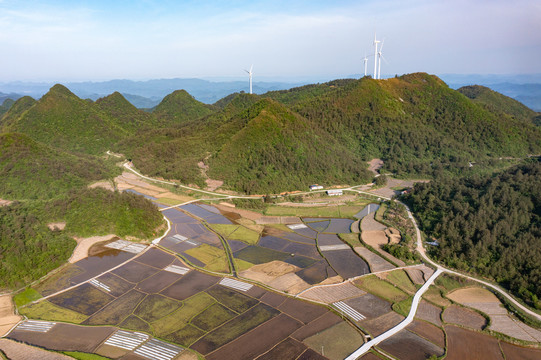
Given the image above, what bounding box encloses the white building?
[326,189,343,196]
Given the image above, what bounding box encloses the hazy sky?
[0,0,539,82]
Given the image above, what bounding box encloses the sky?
[0,0,540,82]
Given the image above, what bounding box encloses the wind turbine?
[377,39,385,80]
[373,33,380,79]
[363,54,369,77]
[244,64,253,94]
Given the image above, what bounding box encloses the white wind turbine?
[377,39,386,79]
[244,64,253,94]
[363,54,369,77]
[373,33,380,79]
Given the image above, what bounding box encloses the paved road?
[344,269,443,360]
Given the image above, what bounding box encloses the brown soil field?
[240,260,298,280]
[268,273,311,294]
[360,311,404,337]
[297,348,328,360]
[47,222,66,231]
[278,298,328,325]
[378,329,444,360]
[415,300,443,326]
[48,283,114,316]
[255,337,308,360]
[95,343,130,359]
[133,248,175,269]
[303,322,364,360]
[354,247,395,272]
[360,213,386,232]
[0,295,21,336]
[0,339,72,360]
[489,314,541,342]
[443,304,487,330]
[205,314,303,360]
[344,293,392,320]
[445,325,504,360]
[500,341,541,360]
[406,320,445,348]
[405,268,425,285]
[215,204,262,221]
[69,234,117,263]
[299,282,366,304]
[161,271,219,301]
[8,323,115,353]
[359,353,382,360]
[260,291,288,307]
[422,286,451,307]
[447,286,500,304]
[96,272,135,297]
[291,312,343,341]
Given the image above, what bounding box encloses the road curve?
[345,269,443,359]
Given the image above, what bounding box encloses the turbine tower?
[377,39,385,80]
[363,54,368,77]
[244,64,253,94]
[373,33,380,79]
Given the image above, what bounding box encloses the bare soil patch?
[239,260,300,286]
[415,300,443,326]
[291,312,343,341]
[354,247,395,272]
[367,158,384,175]
[442,304,487,330]
[47,222,66,231]
[406,320,445,348]
[344,293,392,320]
[206,314,303,360]
[268,273,311,294]
[489,314,541,342]
[360,213,386,231]
[255,337,307,360]
[278,298,328,325]
[299,282,366,304]
[379,329,444,360]
[0,295,21,337]
[405,268,425,285]
[0,339,72,360]
[215,204,262,221]
[445,325,504,360]
[111,260,160,283]
[161,271,220,301]
[447,287,500,304]
[69,234,117,263]
[360,311,404,337]
[0,199,14,207]
[500,341,541,360]
[303,322,365,360]
[134,247,175,269]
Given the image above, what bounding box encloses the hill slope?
[95,91,156,131]
[152,89,216,124]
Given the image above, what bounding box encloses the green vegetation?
[264,204,363,218]
[375,202,387,222]
[191,303,236,331]
[0,202,76,290]
[206,285,259,313]
[164,324,205,347]
[392,297,413,317]
[63,352,111,360]
[134,294,181,323]
[120,315,152,333]
[355,275,409,303]
[338,233,361,247]
[85,290,146,325]
[20,300,88,323]
[405,159,541,308]
[50,188,165,239]
[184,244,230,272]
[208,224,260,245]
[13,288,42,307]
[152,90,216,124]
[380,201,419,264]
[303,322,364,360]
[386,270,418,294]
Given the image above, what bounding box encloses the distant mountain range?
[1,74,541,110]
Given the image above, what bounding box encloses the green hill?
[95,91,156,132]
[0,132,117,200]
[458,85,538,124]
[0,98,15,117]
[0,85,131,155]
[152,89,216,124]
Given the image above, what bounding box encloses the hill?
[0,99,15,117]
[0,133,117,200]
[404,158,541,308]
[458,85,538,124]
[95,91,156,131]
[267,73,541,177]
[152,89,216,124]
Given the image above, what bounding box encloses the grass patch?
[84,289,146,326]
[386,270,418,294]
[303,322,364,360]
[265,205,363,218]
[184,244,230,273]
[13,288,42,307]
[152,292,215,337]
[62,352,111,360]
[208,224,260,245]
[338,233,360,247]
[234,258,254,272]
[164,324,205,347]
[155,197,191,206]
[375,202,387,222]
[392,297,413,317]
[208,224,238,237]
[435,274,476,294]
[355,275,409,303]
[206,286,259,313]
[134,294,181,323]
[191,303,237,331]
[20,300,87,323]
[423,286,451,307]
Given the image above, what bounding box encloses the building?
[309,184,323,191]
[326,189,343,196]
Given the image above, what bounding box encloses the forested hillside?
[404,158,541,308]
